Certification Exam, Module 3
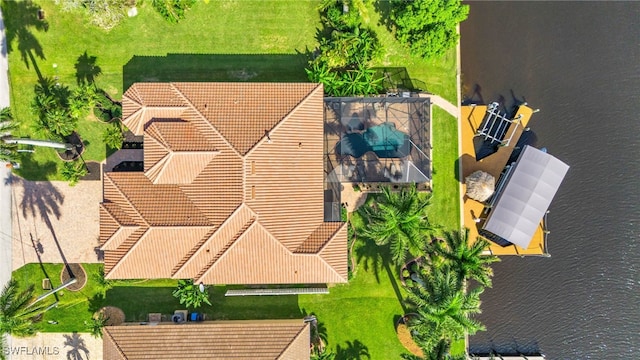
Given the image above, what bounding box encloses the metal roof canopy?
[323,96,431,184]
[482,145,569,249]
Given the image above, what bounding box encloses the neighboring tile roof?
[102,320,310,360]
[101,82,347,284]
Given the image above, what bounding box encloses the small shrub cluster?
[95,91,122,123]
[54,0,131,31]
[151,0,197,23]
[61,160,88,186]
[306,0,383,96]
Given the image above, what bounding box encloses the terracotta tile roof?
[102,320,310,360]
[102,83,347,284]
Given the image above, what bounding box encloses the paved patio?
[8,332,101,360]
[11,178,102,271]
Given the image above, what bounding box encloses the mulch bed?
[60,263,87,291]
[396,315,424,357]
[80,161,102,181]
[95,306,126,326]
[57,132,85,161]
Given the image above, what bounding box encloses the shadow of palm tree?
[14,177,70,265]
[353,233,384,283]
[2,0,49,80]
[74,51,102,86]
[16,177,63,220]
[335,340,370,360]
[63,333,90,360]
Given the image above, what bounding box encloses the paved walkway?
[8,332,102,360]
[428,94,459,118]
[12,179,102,271]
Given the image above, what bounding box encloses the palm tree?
[0,108,19,164]
[359,185,437,265]
[0,279,43,358]
[438,229,500,287]
[405,268,485,354]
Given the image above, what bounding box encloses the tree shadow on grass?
[13,155,57,181]
[122,53,309,90]
[335,339,371,360]
[74,51,102,86]
[373,0,394,33]
[1,0,48,80]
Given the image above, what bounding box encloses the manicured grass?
[3,0,319,180]
[13,252,410,358]
[11,263,104,333]
[4,0,457,180]
[300,211,409,359]
[7,0,462,356]
[428,107,461,231]
[365,2,458,103]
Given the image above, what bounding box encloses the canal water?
[460,2,640,359]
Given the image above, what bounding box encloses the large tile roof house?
[99,83,347,284]
[102,319,310,360]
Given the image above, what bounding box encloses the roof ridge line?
[104,174,148,227]
[103,328,128,360]
[244,83,322,158]
[314,250,348,283]
[169,82,242,158]
[106,226,150,278]
[316,222,347,253]
[276,321,310,360]
[172,204,251,277]
[194,215,258,282]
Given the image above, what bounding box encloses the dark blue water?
[461,2,640,359]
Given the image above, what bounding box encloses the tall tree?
[438,228,499,287]
[0,279,43,359]
[0,108,19,164]
[405,269,485,354]
[390,0,469,59]
[360,185,437,264]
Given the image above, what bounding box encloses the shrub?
[152,0,197,23]
[172,279,212,309]
[103,123,124,149]
[390,0,469,59]
[61,161,88,186]
[55,0,129,31]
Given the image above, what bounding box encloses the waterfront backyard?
[6,1,461,358]
[4,0,456,181]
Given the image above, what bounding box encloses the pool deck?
[460,104,547,256]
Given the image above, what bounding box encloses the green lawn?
[4,0,456,180]
[428,107,461,231]
[7,0,462,357]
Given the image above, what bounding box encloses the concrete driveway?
[11,179,102,271]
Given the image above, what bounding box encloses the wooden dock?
[460,104,547,256]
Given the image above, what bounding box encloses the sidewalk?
[0,6,13,288]
[1,6,14,358]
